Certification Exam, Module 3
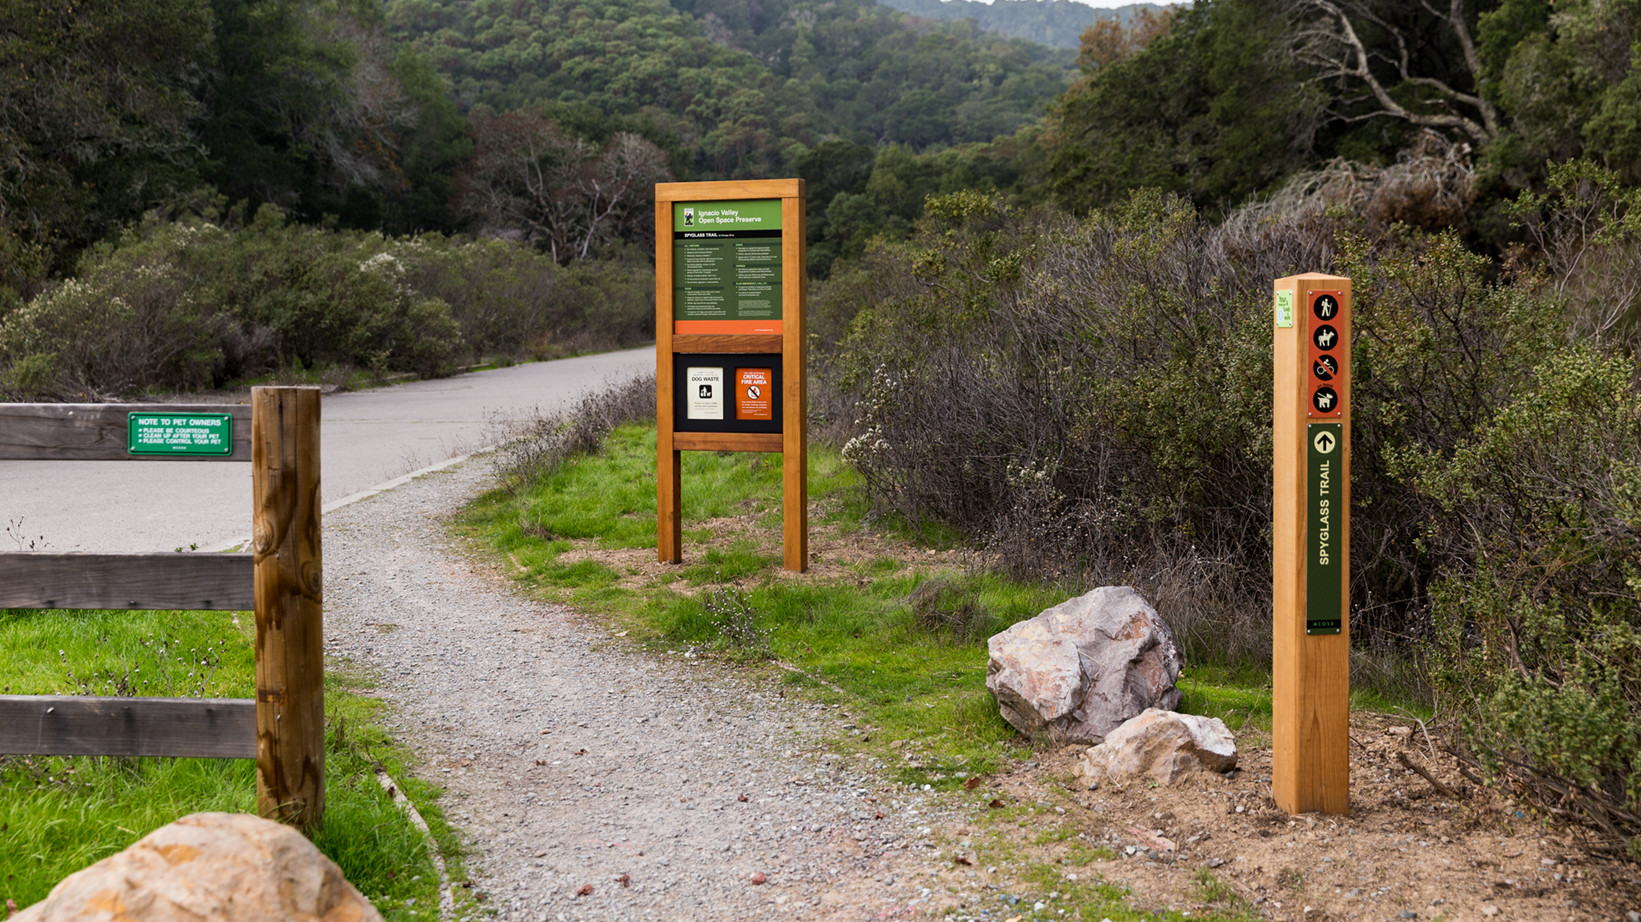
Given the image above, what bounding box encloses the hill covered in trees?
[875,0,1157,50]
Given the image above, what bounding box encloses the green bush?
[1411,348,1641,853]
[0,227,229,398]
[0,206,654,398]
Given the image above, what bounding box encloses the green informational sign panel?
[1306,423,1343,635]
[672,200,782,331]
[128,412,234,456]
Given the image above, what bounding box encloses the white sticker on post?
[686,367,724,420]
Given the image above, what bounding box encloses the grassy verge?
[466,422,1419,786]
[0,607,467,919]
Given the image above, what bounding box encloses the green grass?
[463,423,1299,789]
[0,608,462,918]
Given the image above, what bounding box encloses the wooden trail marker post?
[0,386,324,832]
[654,180,807,571]
[1272,273,1351,815]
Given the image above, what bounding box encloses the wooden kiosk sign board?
[1272,273,1351,815]
[655,180,807,571]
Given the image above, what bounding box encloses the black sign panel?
[672,353,783,434]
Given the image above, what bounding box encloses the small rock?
[1481,907,1499,917]
[1206,858,1225,868]
[1079,709,1237,786]
[576,884,593,897]
[1398,911,1418,919]
[750,872,767,885]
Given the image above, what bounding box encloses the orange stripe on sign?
[674,320,782,335]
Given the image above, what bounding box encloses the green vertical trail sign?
[1307,422,1343,634]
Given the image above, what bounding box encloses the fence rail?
[0,387,324,831]
[0,403,253,461]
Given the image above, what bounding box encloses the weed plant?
[0,608,460,918]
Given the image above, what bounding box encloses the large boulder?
[1077,708,1238,786]
[986,586,1182,745]
[14,812,382,922]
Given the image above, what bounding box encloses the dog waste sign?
[127,412,234,456]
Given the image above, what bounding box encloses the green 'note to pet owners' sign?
[128,412,234,456]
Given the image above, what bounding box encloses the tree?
[1047,0,1324,214]
[454,110,670,262]
[1294,0,1501,146]
[0,0,215,289]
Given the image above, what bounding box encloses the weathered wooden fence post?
[251,385,324,830]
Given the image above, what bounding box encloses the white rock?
[13,812,383,922]
[1077,708,1237,786]
[985,586,1182,745]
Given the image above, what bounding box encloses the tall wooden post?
[251,386,324,831]
[656,192,683,564]
[780,193,808,571]
[1272,274,1351,815]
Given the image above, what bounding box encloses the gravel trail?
[322,459,955,921]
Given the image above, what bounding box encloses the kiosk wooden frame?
[654,179,807,571]
[1272,273,1351,815]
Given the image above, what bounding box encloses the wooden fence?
[0,387,325,831]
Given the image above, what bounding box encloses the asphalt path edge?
[203,447,495,553]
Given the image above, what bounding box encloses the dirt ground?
[971,715,1641,922]
[546,500,1641,922]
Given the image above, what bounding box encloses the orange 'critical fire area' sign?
[736,368,772,421]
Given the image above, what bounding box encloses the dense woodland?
[2,0,1640,857]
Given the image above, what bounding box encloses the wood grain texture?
[0,696,255,758]
[0,404,252,461]
[781,193,809,572]
[670,334,783,354]
[1271,274,1352,816]
[0,552,253,610]
[671,432,782,453]
[251,386,325,831]
[656,192,682,564]
[654,179,803,202]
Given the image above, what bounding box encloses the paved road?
[0,348,651,553]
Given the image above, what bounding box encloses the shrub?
[1411,348,1641,853]
[0,207,654,398]
[0,225,230,398]
[817,188,1335,665]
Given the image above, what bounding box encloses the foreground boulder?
[985,586,1183,745]
[1078,708,1238,786]
[14,812,382,922]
